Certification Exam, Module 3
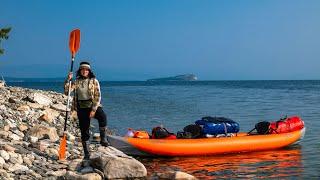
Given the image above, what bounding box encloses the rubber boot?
[99,127,110,147]
[81,141,90,160]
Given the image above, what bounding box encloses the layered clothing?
[64,77,102,112]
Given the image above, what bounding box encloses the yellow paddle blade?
[58,134,67,160]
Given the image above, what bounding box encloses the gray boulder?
[90,146,147,179]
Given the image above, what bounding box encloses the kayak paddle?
[59,29,81,160]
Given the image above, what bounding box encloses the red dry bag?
[270,116,304,134]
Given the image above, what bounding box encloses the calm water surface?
[7,80,320,179]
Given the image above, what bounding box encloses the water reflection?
[139,145,303,179]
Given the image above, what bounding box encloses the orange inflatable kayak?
[107,128,305,156]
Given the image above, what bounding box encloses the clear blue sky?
[1,0,319,80]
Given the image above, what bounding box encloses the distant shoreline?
[3,79,320,83]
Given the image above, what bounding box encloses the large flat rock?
[90,146,147,179]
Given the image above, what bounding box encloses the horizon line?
[2,77,319,82]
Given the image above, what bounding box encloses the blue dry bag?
[195,116,240,135]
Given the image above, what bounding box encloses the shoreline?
[0,84,196,179]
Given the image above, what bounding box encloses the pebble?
[23,157,33,166]
[8,97,17,103]
[17,105,31,112]
[9,133,21,141]
[31,140,49,152]
[9,157,19,164]
[3,163,10,170]
[18,124,28,132]
[8,152,18,159]
[51,103,67,112]
[48,163,68,171]
[0,156,5,165]
[46,169,67,177]
[0,150,10,160]
[12,129,24,138]
[67,132,76,141]
[29,136,38,143]
[4,125,10,132]
[0,169,10,178]
[6,120,17,129]
[17,154,24,164]
[30,171,42,178]
[48,148,59,157]
[0,130,9,138]
[8,164,29,172]
[27,102,44,109]
[8,154,23,164]
[4,145,16,152]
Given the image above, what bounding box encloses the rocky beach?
[0,82,196,180]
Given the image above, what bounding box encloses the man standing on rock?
[64,61,109,160]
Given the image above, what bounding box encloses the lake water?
[7,80,320,178]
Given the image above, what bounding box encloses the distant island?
[147,74,198,81]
